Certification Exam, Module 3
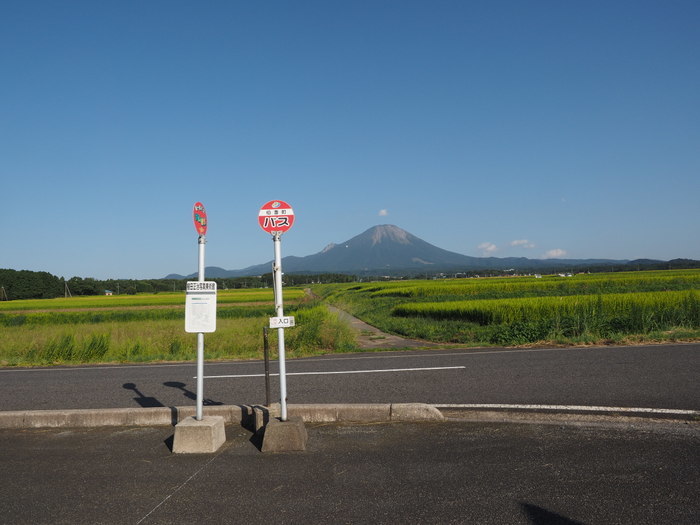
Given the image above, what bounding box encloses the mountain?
[279,224,483,273]
[164,266,232,279]
[165,224,638,279]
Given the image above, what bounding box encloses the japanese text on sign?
[258,200,295,234]
[192,202,208,236]
[187,281,216,291]
[269,316,295,329]
[261,215,291,229]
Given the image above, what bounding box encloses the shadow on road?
[122,382,164,408]
[122,383,178,425]
[521,503,586,525]
[163,381,224,406]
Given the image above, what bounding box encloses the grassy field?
[0,288,355,366]
[3,269,699,367]
[313,269,700,346]
[0,288,306,311]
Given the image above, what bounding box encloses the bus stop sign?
[258,200,295,235]
[193,202,208,236]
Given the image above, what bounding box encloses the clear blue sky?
[2,1,698,280]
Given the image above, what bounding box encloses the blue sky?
[2,1,698,279]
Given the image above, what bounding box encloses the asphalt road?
[1,420,698,524]
[1,343,698,412]
[2,344,698,524]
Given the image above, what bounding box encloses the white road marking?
[201,365,466,379]
[0,349,531,373]
[136,451,223,524]
[2,343,692,373]
[434,403,700,416]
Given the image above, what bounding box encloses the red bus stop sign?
[193,202,208,236]
[258,200,295,235]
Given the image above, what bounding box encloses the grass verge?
[0,298,355,367]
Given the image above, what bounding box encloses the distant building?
[104,290,113,296]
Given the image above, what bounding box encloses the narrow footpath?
[327,305,444,350]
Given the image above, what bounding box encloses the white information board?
[185,281,217,333]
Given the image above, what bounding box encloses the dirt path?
[327,305,444,350]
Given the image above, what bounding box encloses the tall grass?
[393,291,699,326]
[392,291,699,342]
[0,299,356,366]
[284,306,356,355]
[0,304,275,327]
[0,288,305,311]
[314,270,700,346]
[367,271,700,300]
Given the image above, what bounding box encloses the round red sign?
[193,202,207,236]
[258,200,295,235]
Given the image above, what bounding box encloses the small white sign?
[269,316,295,329]
[186,281,217,292]
[185,281,217,333]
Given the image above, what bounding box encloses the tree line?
[0,269,355,300]
[3,259,697,301]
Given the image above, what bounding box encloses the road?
[2,420,698,524]
[1,343,698,412]
[1,343,698,524]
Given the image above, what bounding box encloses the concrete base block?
[261,416,308,453]
[172,416,226,454]
[254,404,279,433]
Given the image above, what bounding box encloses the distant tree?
[0,269,63,300]
[67,277,101,295]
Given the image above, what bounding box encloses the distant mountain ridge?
[164,224,693,279]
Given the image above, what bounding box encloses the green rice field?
[313,269,700,346]
[0,288,305,312]
[2,269,699,366]
[0,288,354,366]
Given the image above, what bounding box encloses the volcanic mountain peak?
[370,224,412,246]
[166,223,652,279]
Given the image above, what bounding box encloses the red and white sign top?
[193,202,208,236]
[258,200,295,235]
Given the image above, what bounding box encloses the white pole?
[198,236,206,282]
[196,235,206,421]
[272,233,288,421]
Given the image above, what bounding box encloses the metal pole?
[263,326,271,407]
[198,235,206,282]
[196,235,206,421]
[272,233,288,421]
